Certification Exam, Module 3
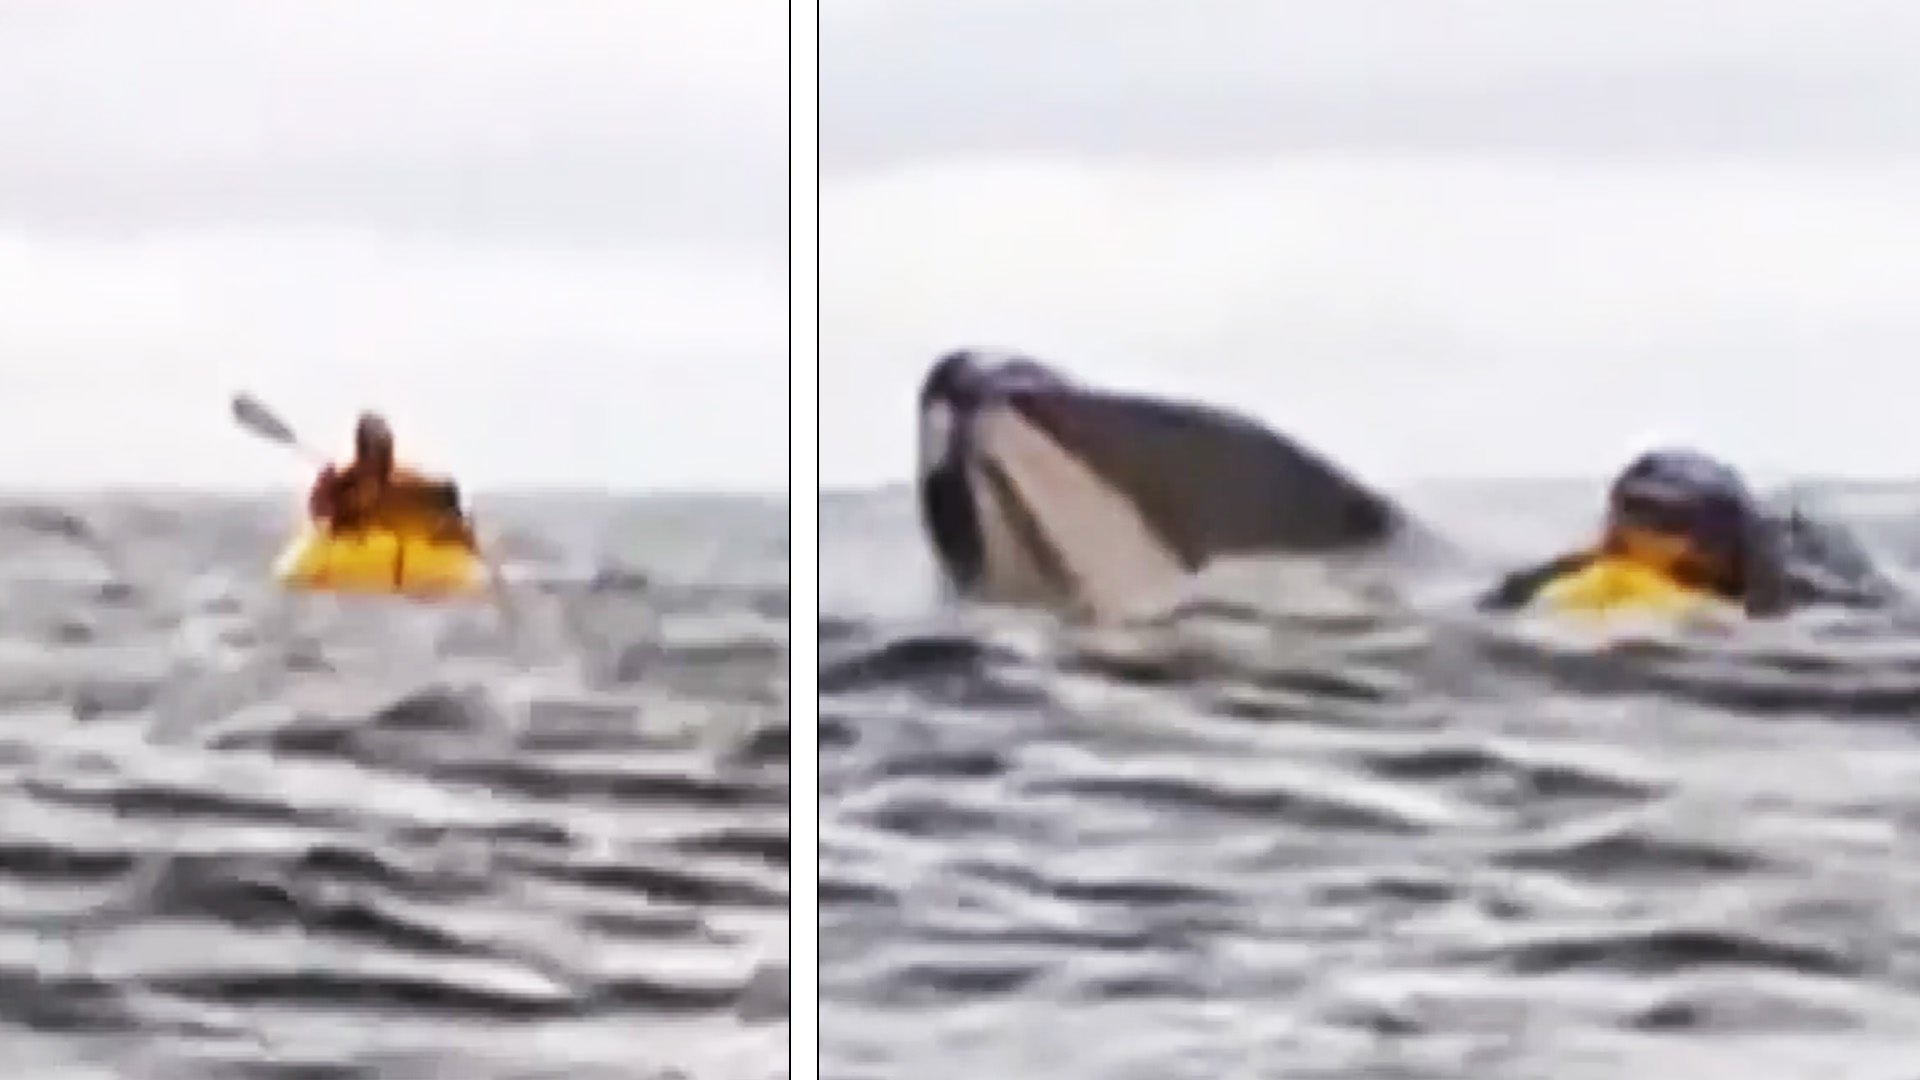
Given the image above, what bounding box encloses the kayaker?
[308,412,475,547]
[1476,448,1898,617]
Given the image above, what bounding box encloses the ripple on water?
[822,492,1920,1079]
[0,493,788,1079]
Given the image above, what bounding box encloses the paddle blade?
[231,393,301,447]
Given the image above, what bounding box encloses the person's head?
[1601,448,1753,588]
[353,411,395,474]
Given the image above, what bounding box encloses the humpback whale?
[915,349,1412,619]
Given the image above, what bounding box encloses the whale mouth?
[964,399,1191,620]
[912,350,1411,622]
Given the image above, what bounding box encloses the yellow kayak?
[273,524,488,599]
[1535,556,1724,618]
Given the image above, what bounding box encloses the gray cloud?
[824,0,1920,169]
[0,0,787,247]
[0,0,789,491]
[819,0,1920,488]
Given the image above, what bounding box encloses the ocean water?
[819,480,1920,1080]
[0,492,789,1080]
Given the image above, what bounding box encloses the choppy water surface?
[0,492,789,1079]
[820,481,1920,1080]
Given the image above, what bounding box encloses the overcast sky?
[822,0,1920,490]
[0,0,785,492]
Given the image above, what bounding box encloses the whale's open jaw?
[912,349,1411,622]
[963,401,1190,620]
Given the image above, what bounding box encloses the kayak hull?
[1535,557,1723,618]
[273,526,487,599]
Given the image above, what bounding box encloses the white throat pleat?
[973,402,1188,621]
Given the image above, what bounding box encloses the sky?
[821,0,1920,490]
[0,0,786,492]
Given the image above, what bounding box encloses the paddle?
[231,393,328,464]
[230,393,517,621]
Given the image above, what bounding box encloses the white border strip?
[787,0,820,1074]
